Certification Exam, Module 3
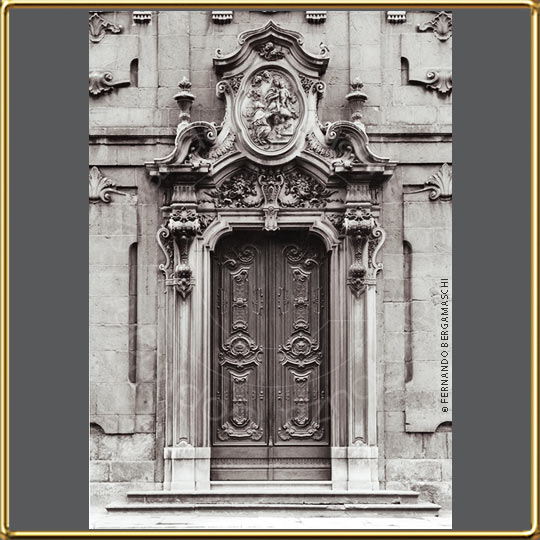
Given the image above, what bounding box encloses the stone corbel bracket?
[165,206,201,298]
[157,186,216,299]
[343,206,385,297]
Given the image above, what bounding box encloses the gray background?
[9,9,531,531]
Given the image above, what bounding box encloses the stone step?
[107,502,440,518]
[126,489,420,505]
[210,480,332,492]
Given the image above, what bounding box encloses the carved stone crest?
[241,69,301,152]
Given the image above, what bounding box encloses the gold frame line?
[0,2,538,539]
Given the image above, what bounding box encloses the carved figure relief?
[257,41,288,60]
[241,69,300,151]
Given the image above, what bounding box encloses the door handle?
[252,287,264,315]
[277,287,290,314]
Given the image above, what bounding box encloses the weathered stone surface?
[109,461,155,482]
[386,459,442,482]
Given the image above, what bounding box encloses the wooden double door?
[211,230,331,480]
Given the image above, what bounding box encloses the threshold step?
[210,480,332,492]
[126,490,420,505]
[108,502,440,518]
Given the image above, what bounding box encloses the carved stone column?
[156,185,212,490]
[333,184,385,490]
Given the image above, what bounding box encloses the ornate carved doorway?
[211,230,331,480]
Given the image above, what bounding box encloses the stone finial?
[174,78,196,124]
[346,78,368,125]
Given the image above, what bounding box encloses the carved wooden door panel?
[212,233,267,445]
[211,231,330,480]
[274,238,329,446]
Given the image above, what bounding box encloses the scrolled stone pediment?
[146,21,396,182]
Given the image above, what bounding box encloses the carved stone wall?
[89,10,452,511]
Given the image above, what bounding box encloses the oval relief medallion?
[239,68,304,155]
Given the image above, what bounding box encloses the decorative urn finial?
[174,77,196,124]
[346,78,368,125]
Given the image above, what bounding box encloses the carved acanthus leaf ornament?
[89,166,125,203]
[410,163,452,201]
[88,12,123,43]
[417,11,453,41]
[89,71,130,97]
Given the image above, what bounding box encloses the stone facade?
[89,9,452,512]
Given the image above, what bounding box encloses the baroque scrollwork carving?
[343,207,386,297]
[208,171,261,208]
[280,170,338,208]
[88,12,123,43]
[410,163,452,200]
[424,69,452,94]
[218,419,263,441]
[89,166,125,203]
[89,70,130,97]
[417,11,453,41]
